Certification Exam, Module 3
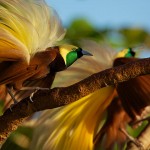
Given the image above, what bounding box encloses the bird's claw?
[29,89,38,102]
[29,87,50,102]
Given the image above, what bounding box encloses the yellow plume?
[0,0,65,62]
[30,87,115,150]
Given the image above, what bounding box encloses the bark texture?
[0,58,149,145]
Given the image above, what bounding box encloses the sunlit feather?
[0,0,66,62]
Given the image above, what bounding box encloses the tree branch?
[0,58,149,144]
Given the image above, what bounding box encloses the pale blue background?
[46,0,150,31]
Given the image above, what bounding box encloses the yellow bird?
[0,0,92,103]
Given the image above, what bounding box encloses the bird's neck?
[49,46,66,72]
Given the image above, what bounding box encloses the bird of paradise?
[0,0,92,105]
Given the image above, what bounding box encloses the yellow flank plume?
[30,86,115,150]
[0,0,65,60]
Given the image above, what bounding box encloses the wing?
[1,48,57,109]
[114,57,150,119]
[0,49,57,89]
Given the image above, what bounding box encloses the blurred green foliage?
[65,18,150,49]
[65,18,101,42]
[1,126,33,150]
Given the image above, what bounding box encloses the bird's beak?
[82,50,93,56]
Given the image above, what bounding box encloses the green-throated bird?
[0,0,92,104]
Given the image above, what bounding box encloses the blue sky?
[46,0,150,31]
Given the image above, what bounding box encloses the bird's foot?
[22,87,50,102]
[29,89,38,102]
[7,86,18,111]
[119,127,144,149]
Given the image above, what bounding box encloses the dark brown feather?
[94,96,131,150]
[114,57,150,119]
[0,48,57,89]
[94,57,150,149]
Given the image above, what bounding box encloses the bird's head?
[59,44,92,67]
[113,48,136,67]
[116,48,136,58]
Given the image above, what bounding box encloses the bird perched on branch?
[0,0,92,104]
[30,40,149,150]
[95,56,150,150]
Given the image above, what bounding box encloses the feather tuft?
[0,0,66,60]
